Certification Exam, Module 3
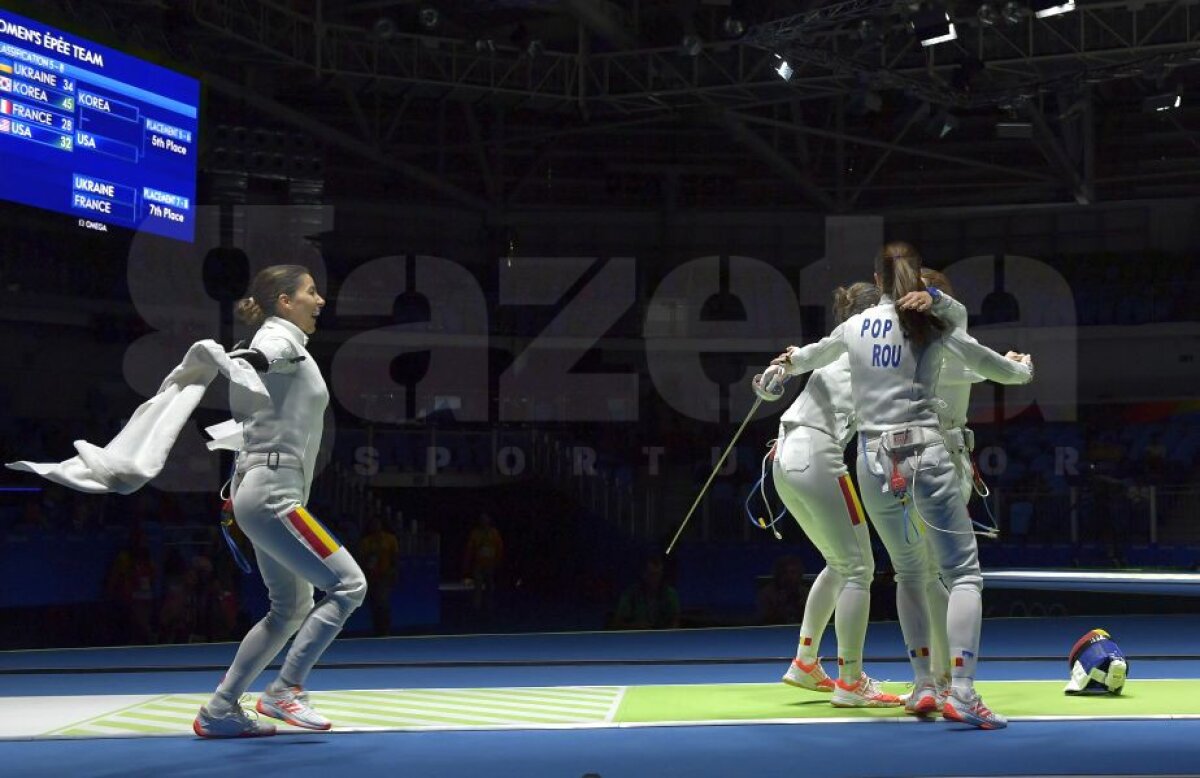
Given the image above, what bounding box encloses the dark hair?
[832,281,881,324]
[235,265,311,328]
[875,241,945,346]
[921,268,955,297]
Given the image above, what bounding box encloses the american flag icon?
[0,118,10,134]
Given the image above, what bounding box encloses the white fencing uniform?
[921,294,983,682]
[773,354,874,681]
[781,297,1032,687]
[213,316,366,709]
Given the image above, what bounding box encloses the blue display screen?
[0,10,199,242]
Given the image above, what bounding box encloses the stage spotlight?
[475,38,496,53]
[526,39,544,58]
[774,54,793,81]
[977,3,1000,26]
[910,8,957,47]
[1001,1,1026,24]
[419,6,440,29]
[722,16,746,38]
[371,17,396,41]
[681,33,703,56]
[1031,0,1075,18]
[1143,88,1182,113]
[928,110,959,138]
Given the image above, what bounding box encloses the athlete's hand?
[897,290,933,311]
[770,347,797,367]
[752,365,788,402]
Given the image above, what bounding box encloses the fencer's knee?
[325,571,368,621]
[941,566,983,594]
[893,563,932,587]
[833,559,871,590]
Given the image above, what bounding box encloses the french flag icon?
[0,98,11,115]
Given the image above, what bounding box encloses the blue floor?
[7,719,1200,778]
[2,614,1198,777]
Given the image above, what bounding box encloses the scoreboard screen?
[0,10,199,242]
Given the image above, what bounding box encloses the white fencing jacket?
[782,296,1032,436]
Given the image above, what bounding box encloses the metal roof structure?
[25,0,1200,212]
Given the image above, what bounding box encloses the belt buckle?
[266,451,280,469]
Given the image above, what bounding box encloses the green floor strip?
[32,681,1200,739]
[614,680,1200,723]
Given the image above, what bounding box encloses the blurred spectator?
[463,512,504,613]
[613,557,680,629]
[359,513,400,636]
[189,554,238,642]
[15,497,48,533]
[66,498,94,535]
[756,555,809,625]
[1144,433,1167,481]
[105,526,157,644]
[157,549,192,644]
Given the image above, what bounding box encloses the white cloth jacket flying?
[6,341,271,494]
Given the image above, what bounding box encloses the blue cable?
[743,472,788,536]
[219,461,254,574]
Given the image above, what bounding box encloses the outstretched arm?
[229,336,307,374]
[943,329,1033,385]
[770,323,849,377]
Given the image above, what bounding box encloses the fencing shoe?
[782,658,835,692]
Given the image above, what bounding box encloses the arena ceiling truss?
[26,0,1200,212]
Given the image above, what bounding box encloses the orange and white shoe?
[904,680,940,716]
[257,685,332,731]
[193,701,276,738]
[782,658,835,692]
[942,687,1008,729]
[831,673,904,708]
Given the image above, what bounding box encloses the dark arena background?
[0,0,1198,775]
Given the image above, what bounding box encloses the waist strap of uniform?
[862,425,943,454]
[237,450,304,474]
[943,426,974,453]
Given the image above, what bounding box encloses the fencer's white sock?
[947,586,983,693]
[205,693,236,716]
[266,676,294,694]
[895,579,933,682]
[926,576,951,683]
[834,582,870,683]
[796,567,842,662]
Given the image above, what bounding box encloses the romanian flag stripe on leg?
[287,506,340,559]
[837,475,864,526]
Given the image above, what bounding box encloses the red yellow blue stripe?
[837,475,865,526]
[287,506,340,559]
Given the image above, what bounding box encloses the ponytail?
[875,241,945,346]
[234,264,310,329]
